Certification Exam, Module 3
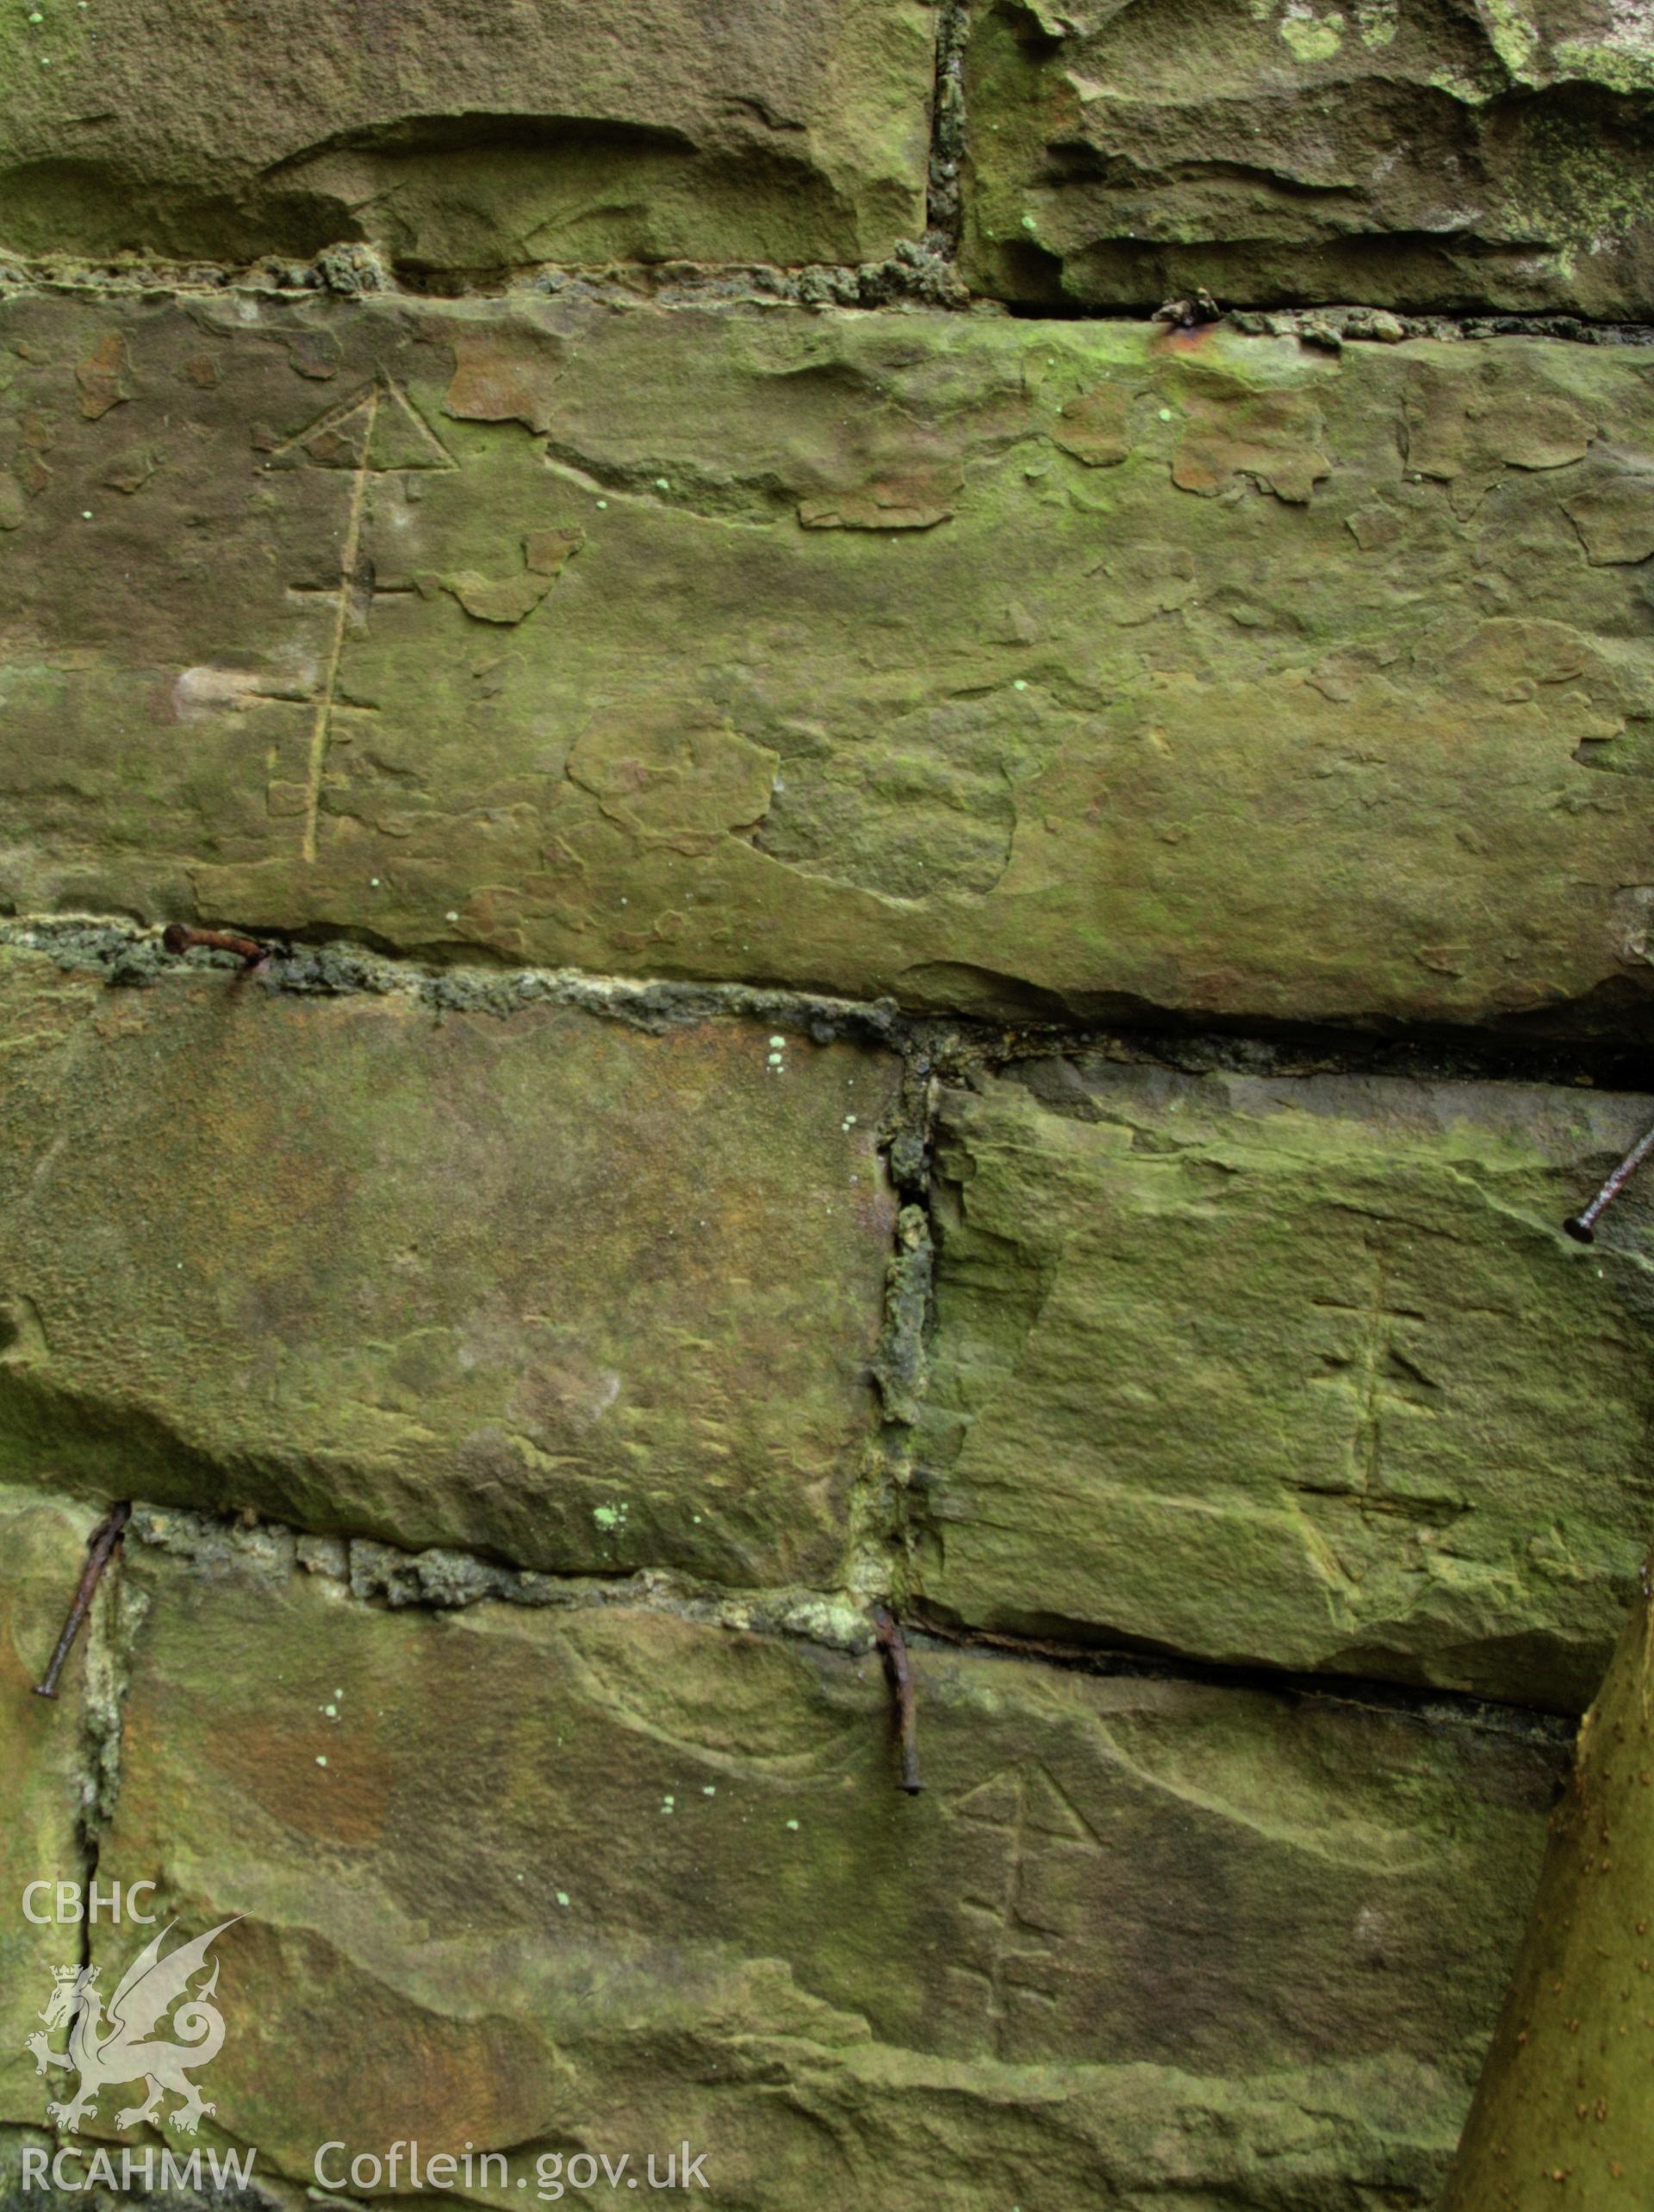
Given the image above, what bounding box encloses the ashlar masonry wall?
[3,3,1654,2207]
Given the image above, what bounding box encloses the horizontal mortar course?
[118,1490,1585,1748]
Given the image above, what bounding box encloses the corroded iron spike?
[34,1502,131,1699]
[872,1605,923,1795]
[161,923,270,969]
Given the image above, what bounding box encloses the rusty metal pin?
[161,923,270,970]
[872,1605,923,1796]
[34,1503,131,1699]
[1564,1120,1654,1244]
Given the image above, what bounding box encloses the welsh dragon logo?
[24,1919,238,2136]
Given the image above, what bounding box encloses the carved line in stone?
[948,1763,1102,2055]
[1306,1240,1441,1501]
[301,386,378,864]
[266,377,456,863]
[266,376,457,473]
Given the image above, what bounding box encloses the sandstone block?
[0,948,899,1582]
[961,0,1654,317]
[3,297,1653,1028]
[917,1059,1654,1708]
[0,0,936,270]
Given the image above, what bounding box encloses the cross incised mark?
[1308,1244,1439,1498]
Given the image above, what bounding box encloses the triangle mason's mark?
[266,376,457,473]
[951,1762,1104,1849]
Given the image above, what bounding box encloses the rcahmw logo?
[20,1916,250,2182]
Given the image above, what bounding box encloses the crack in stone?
[906,1612,1579,1746]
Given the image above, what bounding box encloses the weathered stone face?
[0,948,898,1584]
[59,1524,1560,2205]
[0,0,936,270]
[917,1059,1654,1709]
[960,0,1654,317]
[1441,1575,1654,2207]
[2,0,1648,2190]
[0,1487,99,2129]
[4,295,1654,1029]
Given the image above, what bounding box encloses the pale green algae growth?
[1479,0,1542,77]
[1496,121,1654,250]
[1277,3,1346,63]
[1354,0,1398,47]
[1554,34,1654,90]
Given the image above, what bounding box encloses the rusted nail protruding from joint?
[161,923,272,972]
[1564,1119,1654,1244]
[34,1501,131,1700]
[872,1605,923,1796]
